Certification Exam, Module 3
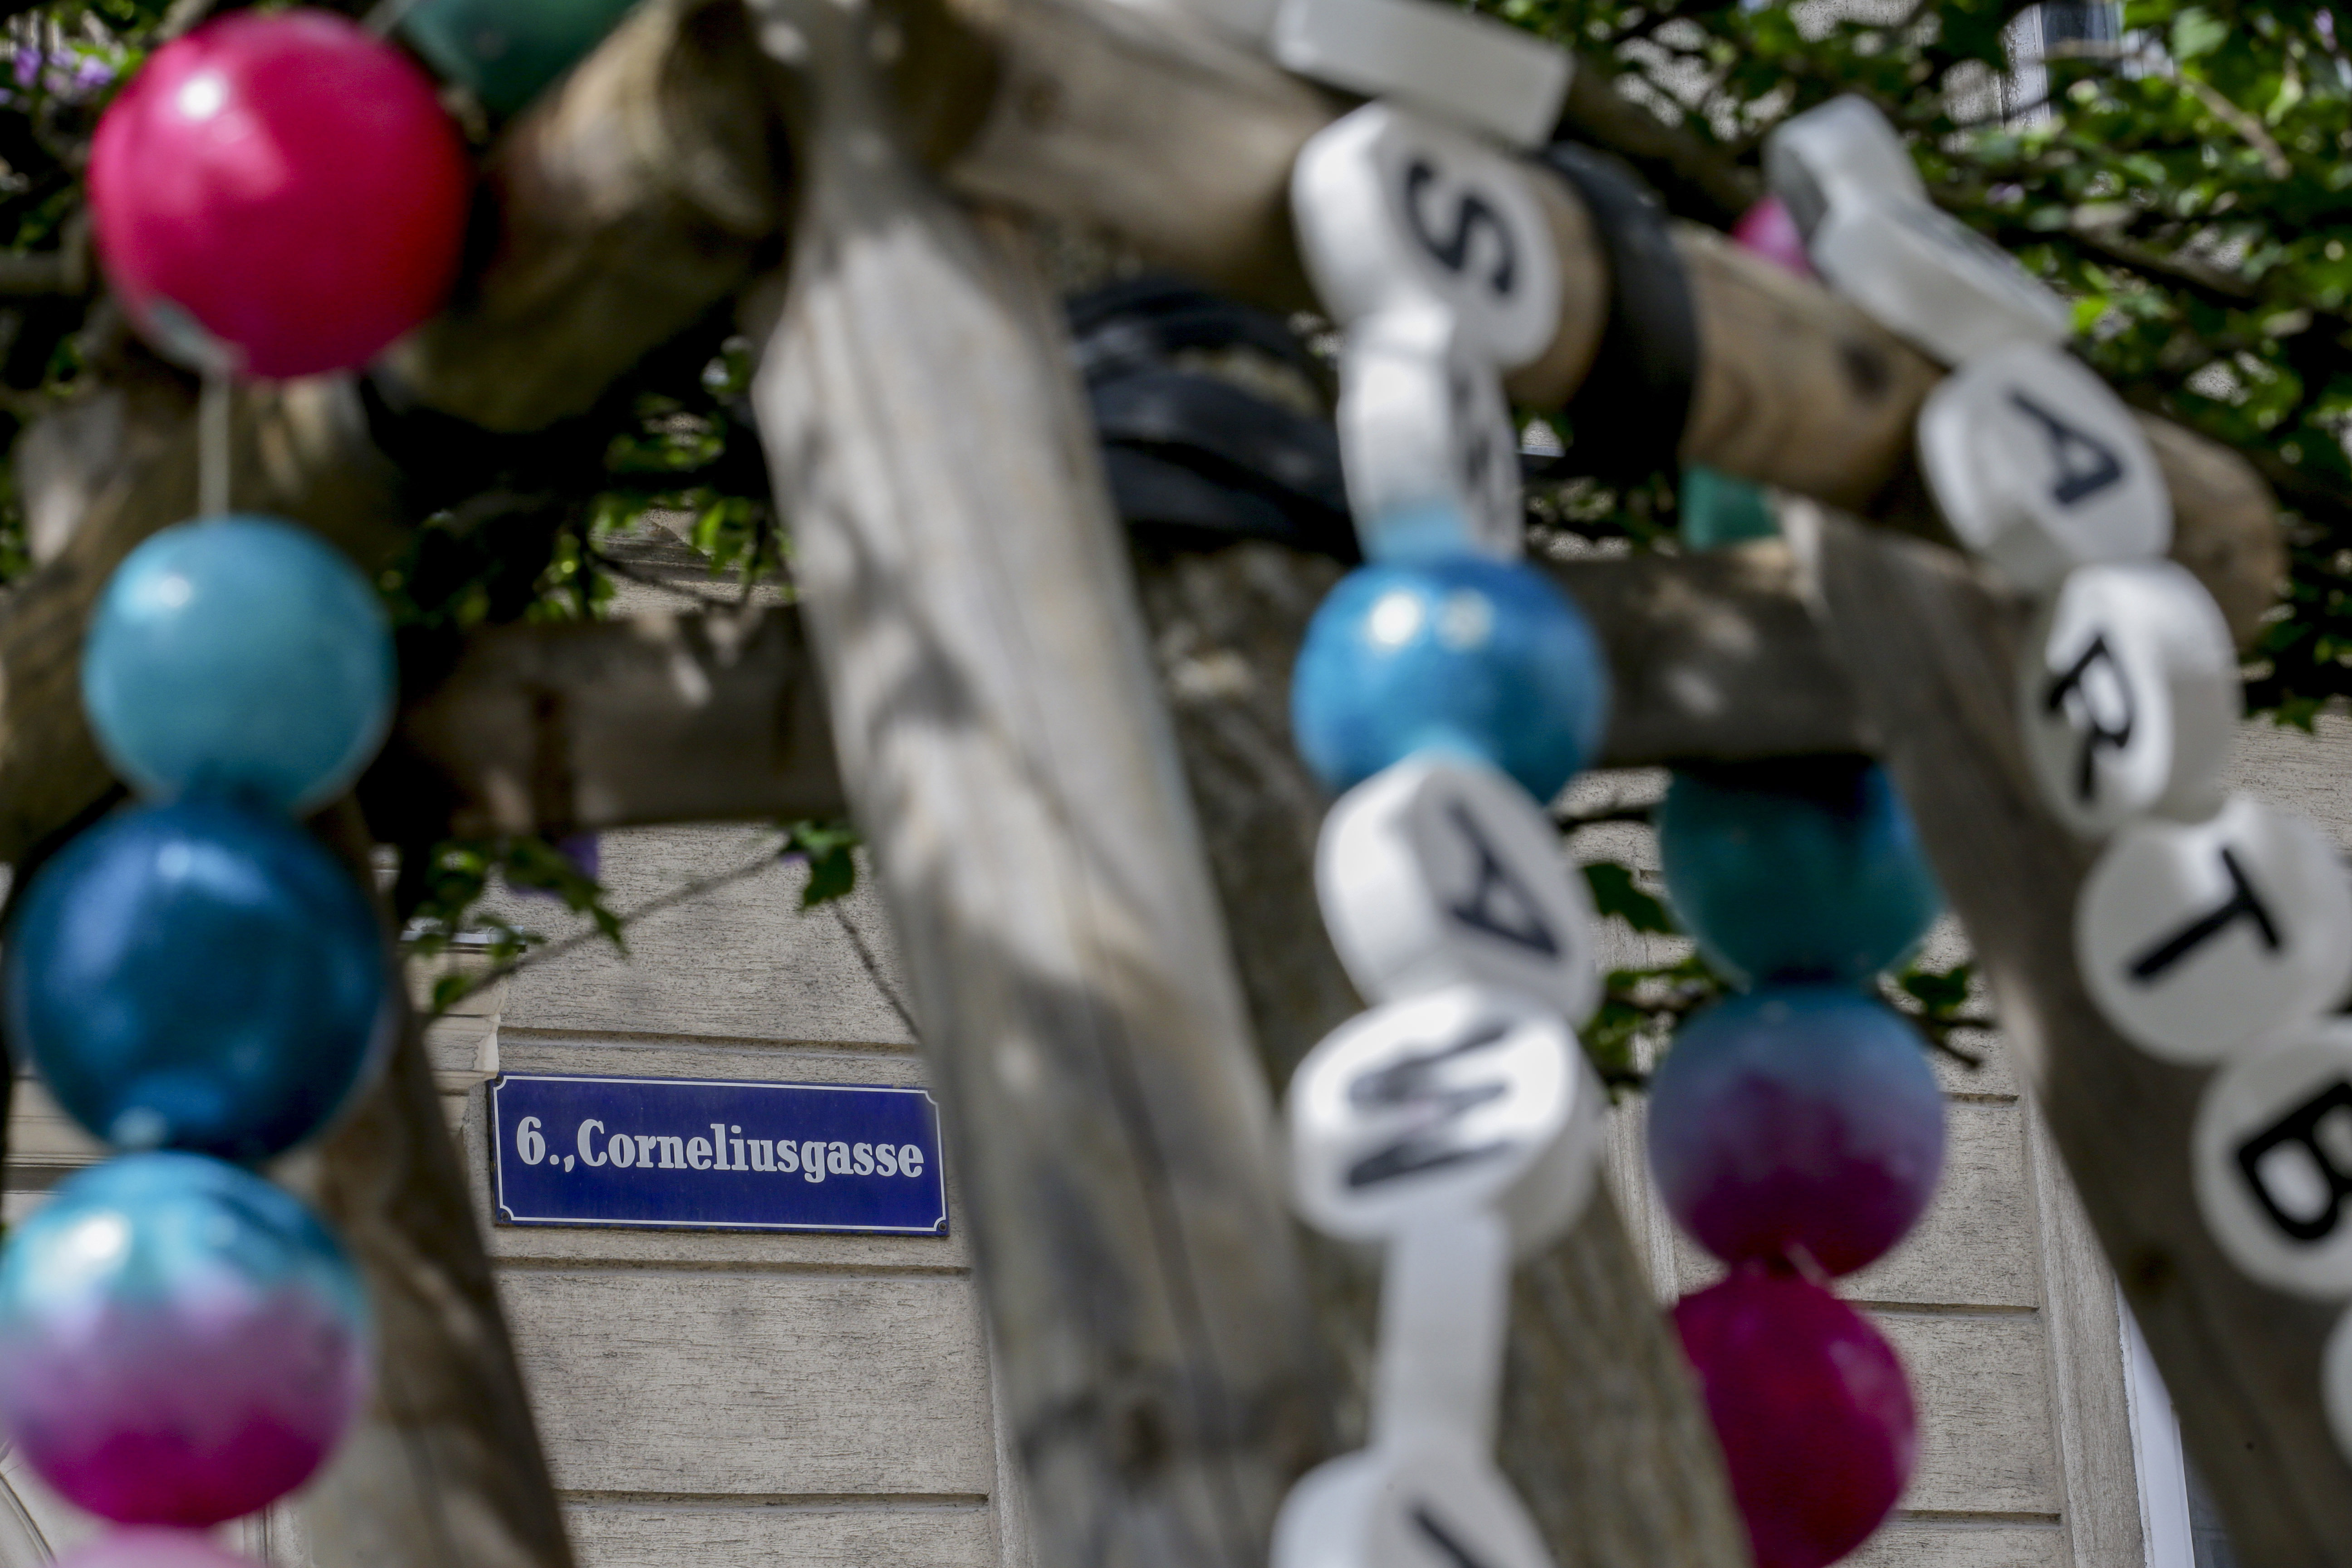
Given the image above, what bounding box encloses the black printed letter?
[2041,631,2134,803]
[1404,159,1517,297]
[1443,802,1558,957]
[2008,390,2125,508]
[2235,1079,2352,1242]
[2126,846,2283,982]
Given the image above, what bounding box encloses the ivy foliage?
[1499,0,2352,721]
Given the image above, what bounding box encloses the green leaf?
[782,818,862,908]
[1582,859,1679,935]
[2171,7,2228,61]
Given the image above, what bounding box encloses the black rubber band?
[1536,142,1699,484]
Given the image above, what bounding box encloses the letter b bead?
[2076,795,2352,1064]
[2196,1022,2352,1298]
[1317,754,1599,1022]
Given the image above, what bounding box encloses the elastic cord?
[1536,142,1699,484]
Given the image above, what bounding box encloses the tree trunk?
[745,7,1329,1568]
[1132,540,1754,1568]
[1803,505,2352,1563]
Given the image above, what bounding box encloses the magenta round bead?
[1647,985,1945,1275]
[54,1532,267,1568]
[1732,196,1816,280]
[0,1153,372,1525]
[1675,1268,1916,1568]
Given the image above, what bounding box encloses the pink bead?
[53,1530,265,1568]
[1674,1268,1915,1568]
[1732,196,1816,280]
[89,11,470,379]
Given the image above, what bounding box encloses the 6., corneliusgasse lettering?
[511,1115,929,1183]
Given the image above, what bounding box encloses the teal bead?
[1290,556,1610,800]
[83,515,395,814]
[1656,758,1942,987]
[401,0,640,116]
[1680,465,1779,551]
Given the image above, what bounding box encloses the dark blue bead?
[1656,758,1943,987]
[4,800,391,1160]
[1290,557,1610,799]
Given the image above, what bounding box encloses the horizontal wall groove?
[558,1491,991,1512]
[1851,1299,2041,1318]
[489,1255,971,1279]
[1890,1509,2064,1528]
[497,1025,921,1056]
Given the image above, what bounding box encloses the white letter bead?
[2195,1021,2352,1299]
[2324,1309,2352,1463]
[2076,794,2352,1065]
[1291,104,1563,368]
[1338,310,1524,561]
[1811,193,2074,367]
[1273,1436,1555,1568]
[1318,754,1597,1019]
[1763,95,1926,240]
[1918,342,2170,589]
[1287,983,1603,1250]
[2019,562,2238,837]
[1269,0,1571,151]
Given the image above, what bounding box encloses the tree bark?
[1132,540,1754,1568]
[1801,504,2352,1564]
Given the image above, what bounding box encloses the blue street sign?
[490,1073,948,1235]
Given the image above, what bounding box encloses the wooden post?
[1800,505,2352,1562]
[1133,540,1754,1568]
[745,7,1328,1568]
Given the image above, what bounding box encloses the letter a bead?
[1917,343,2170,590]
[2075,795,2352,1065]
[2194,1021,2352,1298]
[1291,557,1609,800]
[1318,755,1600,1022]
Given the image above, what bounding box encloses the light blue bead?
[1291,556,1610,799]
[84,515,396,814]
[2,798,392,1161]
[1656,758,1943,988]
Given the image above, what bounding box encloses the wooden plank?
[292,996,579,1568]
[745,8,1328,1568]
[500,1269,997,1495]
[1875,1312,2063,1518]
[1803,505,2352,1561]
[563,1502,998,1568]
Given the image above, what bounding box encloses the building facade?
[4,712,2342,1568]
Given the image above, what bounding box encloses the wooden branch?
[0,362,410,867]
[894,0,2283,641]
[365,606,847,842]
[291,805,578,1568]
[747,8,1328,1568]
[1800,503,2352,1562]
[380,0,784,432]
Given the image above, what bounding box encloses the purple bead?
[1732,196,1815,279]
[1647,985,1945,1275]
[1676,1268,1915,1568]
[0,1153,372,1525]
